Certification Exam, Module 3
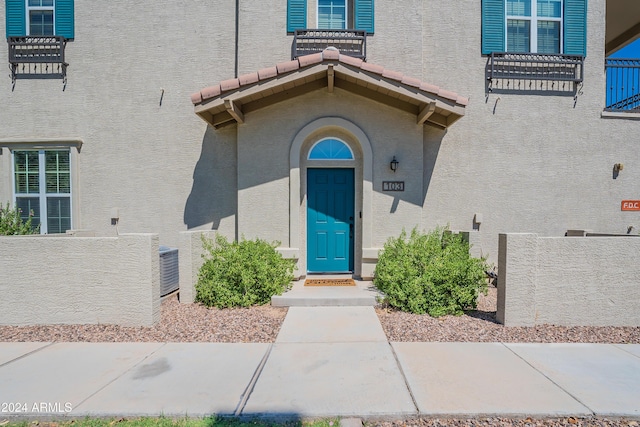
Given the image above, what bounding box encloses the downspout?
[235,0,239,77]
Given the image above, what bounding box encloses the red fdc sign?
[621,200,640,211]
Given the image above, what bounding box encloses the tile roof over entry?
[191,47,468,129]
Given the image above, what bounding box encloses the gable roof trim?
[191,48,469,109]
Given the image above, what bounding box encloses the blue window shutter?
[564,0,587,56]
[5,0,26,37]
[55,0,74,39]
[287,0,306,33]
[355,0,374,34]
[482,0,505,54]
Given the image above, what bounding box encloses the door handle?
[349,217,353,238]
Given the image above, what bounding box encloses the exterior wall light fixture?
[614,163,624,172]
[390,156,399,172]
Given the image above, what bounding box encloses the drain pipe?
[235,0,239,77]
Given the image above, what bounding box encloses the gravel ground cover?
[0,287,638,343]
[0,296,287,343]
[376,288,640,343]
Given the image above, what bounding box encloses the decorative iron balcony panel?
[605,58,640,112]
[487,52,584,94]
[293,29,366,60]
[8,36,68,83]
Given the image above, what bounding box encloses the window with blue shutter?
[482,0,586,56]
[55,0,74,39]
[5,0,74,39]
[287,0,374,34]
[482,0,505,54]
[5,0,27,37]
[354,0,374,33]
[287,0,307,33]
[563,0,586,56]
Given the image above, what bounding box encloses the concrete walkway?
[1,307,640,419]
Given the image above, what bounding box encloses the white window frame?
[505,0,563,54]
[26,0,56,36]
[317,0,353,30]
[11,148,73,234]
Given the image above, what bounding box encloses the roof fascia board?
[194,61,465,128]
[335,64,464,112]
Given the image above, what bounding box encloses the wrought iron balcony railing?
[292,29,366,60]
[487,52,584,93]
[605,58,640,112]
[8,36,68,83]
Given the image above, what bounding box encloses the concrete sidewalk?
[1,307,639,419]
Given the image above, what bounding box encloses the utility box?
[159,245,179,296]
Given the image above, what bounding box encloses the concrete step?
[271,277,381,307]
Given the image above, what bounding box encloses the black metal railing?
[487,52,584,93]
[8,36,68,83]
[292,29,366,60]
[605,58,640,112]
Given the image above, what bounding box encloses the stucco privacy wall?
[178,230,217,304]
[0,234,160,326]
[497,233,640,327]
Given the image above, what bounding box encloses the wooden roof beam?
[327,65,335,93]
[224,99,245,124]
[417,102,436,125]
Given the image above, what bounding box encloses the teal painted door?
[307,168,355,273]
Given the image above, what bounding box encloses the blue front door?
[307,168,355,273]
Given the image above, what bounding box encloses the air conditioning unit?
[159,245,179,296]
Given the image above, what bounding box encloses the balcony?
[605,58,640,112]
[8,36,68,84]
[292,29,366,60]
[486,52,584,94]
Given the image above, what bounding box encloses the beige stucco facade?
[1,0,638,278]
[0,233,160,326]
[497,233,640,326]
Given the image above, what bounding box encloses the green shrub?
[0,202,39,236]
[195,234,295,308]
[373,227,488,317]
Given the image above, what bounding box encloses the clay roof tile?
[238,72,260,86]
[401,76,422,88]
[361,62,384,74]
[191,91,203,104]
[298,52,324,67]
[338,54,363,68]
[438,88,459,102]
[257,66,278,80]
[200,85,221,101]
[220,78,240,92]
[276,60,301,74]
[456,96,469,106]
[382,69,403,81]
[322,47,340,60]
[419,82,440,95]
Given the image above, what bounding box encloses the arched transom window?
[308,138,354,160]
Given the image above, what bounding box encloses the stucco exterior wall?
[0,234,160,326]
[235,88,425,276]
[419,0,639,263]
[0,0,637,277]
[0,1,239,247]
[497,233,640,327]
